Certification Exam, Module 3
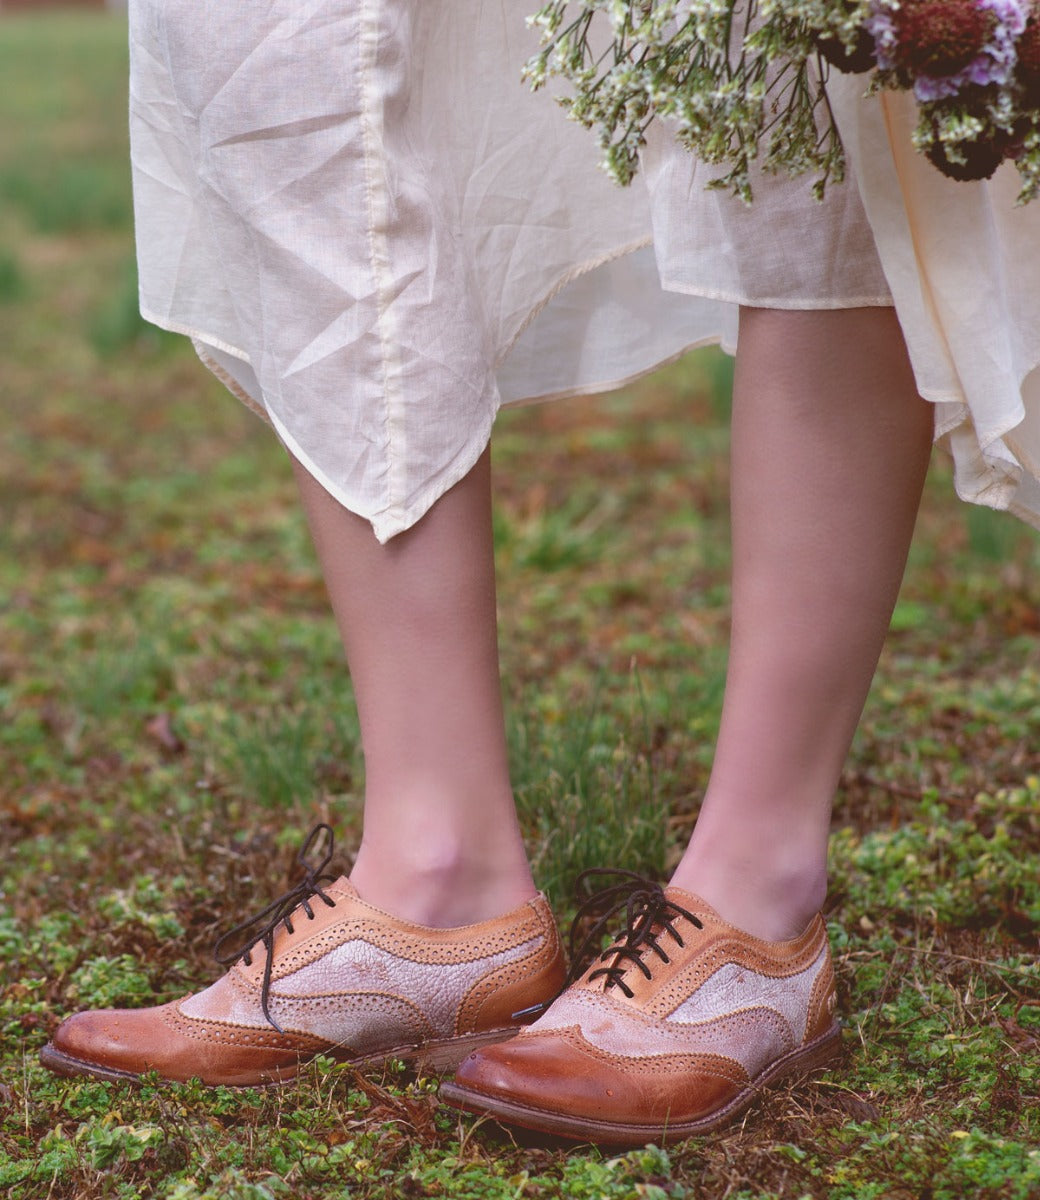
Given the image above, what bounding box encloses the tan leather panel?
[455,922,566,1035]
[454,1027,746,1126]
[804,949,838,1042]
[50,1003,329,1085]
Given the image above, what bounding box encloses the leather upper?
[47,880,565,1086]
[451,888,838,1133]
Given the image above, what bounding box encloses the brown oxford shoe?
[41,827,565,1087]
[441,873,840,1146]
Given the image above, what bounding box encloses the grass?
[2,11,1039,1200]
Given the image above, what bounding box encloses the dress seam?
[193,342,271,425]
[494,236,652,369]
[358,0,406,525]
[654,283,894,310]
[141,308,251,362]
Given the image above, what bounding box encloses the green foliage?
[509,675,682,900]
[0,159,131,234]
[0,248,25,302]
[89,257,181,357]
[831,783,1040,925]
[63,955,154,1009]
[94,875,188,942]
[965,502,1028,562]
[83,1122,165,1171]
[163,1174,285,1200]
[217,703,355,810]
[62,635,175,722]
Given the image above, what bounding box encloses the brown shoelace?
[513,868,703,1021]
[568,868,703,999]
[213,823,339,1032]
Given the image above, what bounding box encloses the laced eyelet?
[212,823,339,1032]
[564,868,704,998]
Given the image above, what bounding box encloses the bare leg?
[671,307,934,940]
[292,448,536,927]
[441,307,932,1133]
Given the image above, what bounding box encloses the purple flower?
[868,0,1028,100]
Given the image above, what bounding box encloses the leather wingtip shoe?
[40,828,566,1087]
[441,877,840,1146]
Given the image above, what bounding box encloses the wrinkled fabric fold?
[130,1,1040,539]
[130,0,711,541]
[826,77,1040,527]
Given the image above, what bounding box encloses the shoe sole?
[439,1023,843,1147]
[39,1025,520,1088]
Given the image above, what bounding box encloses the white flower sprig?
[525,0,1040,203]
[524,0,866,201]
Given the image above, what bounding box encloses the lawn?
[1,11,1038,1200]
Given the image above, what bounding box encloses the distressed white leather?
[525,944,829,1076]
[180,935,541,1040]
[668,949,826,1042]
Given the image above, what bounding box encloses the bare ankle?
[670,847,828,942]
[349,836,536,928]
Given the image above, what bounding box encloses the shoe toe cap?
[452,1029,744,1134]
[44,1000,332,1086]
[46,1005,175,1081]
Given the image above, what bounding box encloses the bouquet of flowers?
[525,0,1040,203]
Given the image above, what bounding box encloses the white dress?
[129,0,1040,540]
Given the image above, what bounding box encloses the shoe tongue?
[582,886,708,995]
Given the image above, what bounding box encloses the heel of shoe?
[797,1022,843,1073]
[758,1021,843,1092]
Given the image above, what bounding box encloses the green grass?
[0,248,25,301]
[2,11,1040,1200]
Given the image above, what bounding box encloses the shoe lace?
[213,823,339,1033]
[566,868,703,1000]
[512,868,705,1022]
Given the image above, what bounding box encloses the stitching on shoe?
[540,985,797,1040]
[263,912,543,981]
[223,964,437,1041]
[553,1026,750,1081]
[162,1005,331,1050]
[650,930,829,1016]
[805,951,838,1041]
[524,988,797,1075]
[455,930,560,1035]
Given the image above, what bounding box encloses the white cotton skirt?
[129,0,1040,540]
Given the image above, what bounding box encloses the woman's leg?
[42,447,562,1087]
[291,447,536,928]
[444,307,936,1140]
[671,306,934,939]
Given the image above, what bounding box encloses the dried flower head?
[1018,5,1040,84]
[893,0,995,78]
[869,0,1027,98]
[924,120,1010,178]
